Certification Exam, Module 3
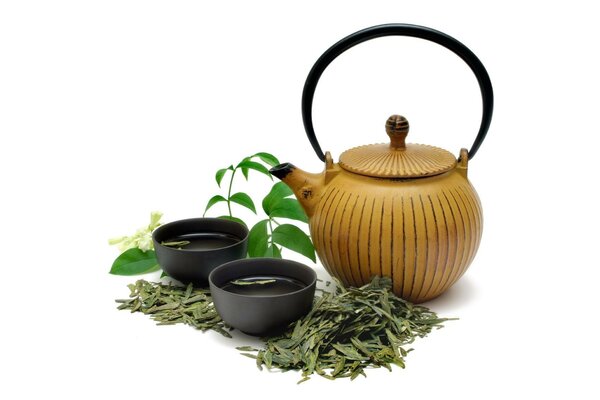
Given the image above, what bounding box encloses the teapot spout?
[269,163,325,218]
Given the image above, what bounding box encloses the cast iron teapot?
[270,24,493,303]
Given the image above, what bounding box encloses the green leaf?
[262,182,307,222]
[215,166,233,187]
[239,157,250,180]
[236,160,272,179]
[264,244,282,258]
[248,219,269,257]
[203,194,227,216]
[269,199,309,223]
[110,248,161,276]
[229,192,257,214]
[272,224,316,262]
[262,182,294,215]
[253,152,280,167]
[217,215,247,228]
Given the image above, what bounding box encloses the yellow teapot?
[270,24,493,303]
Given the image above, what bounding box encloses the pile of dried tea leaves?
[116,277,453,383]
[237,276,453,383]
[116,280,231,337]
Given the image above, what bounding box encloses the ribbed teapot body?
[310,168,482,303]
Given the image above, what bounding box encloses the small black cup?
[152,218,248,285]
[209,258,316,336]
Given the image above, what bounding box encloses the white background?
[1,0,599,398]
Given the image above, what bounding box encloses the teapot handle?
[301,23,494,162]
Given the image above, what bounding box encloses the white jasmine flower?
[137,235,154,252]
[108,211,163,252]
[148,211,163,231]
[108,236,127,246]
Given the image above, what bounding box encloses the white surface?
[1,1,599,398]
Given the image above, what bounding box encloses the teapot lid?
[339,115,457,178]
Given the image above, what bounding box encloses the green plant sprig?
[204,152,278,226]
[204,152,315,263]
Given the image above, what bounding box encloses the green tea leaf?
[253,152,280,167]
[241,167,249,180]
[350,337,373,357]
[332,343,368,361]
[110,248,160,276]
[332,357,346,376]
[215,166,232,187]
[262,182,294,215]
[217,215,247,228]
[236,346,259,352]
[248,219,269,257]
[161,240,190,247]
[272,224,315,262]
[237,160,272,179]
[269,198,309,223]
[264,351,273,369]
[204,194,227,216]
[231,279,276,286]
[229,192,257,214]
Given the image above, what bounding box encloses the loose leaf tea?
[237,276,454,383]
[116,276,453,383]
[161,240,191,247]
[115,280,231,337]
[230,279,277,286]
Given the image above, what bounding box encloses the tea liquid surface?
[164,232,239,250]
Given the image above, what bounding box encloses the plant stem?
[268,217,275,247]
[226,168,237,217]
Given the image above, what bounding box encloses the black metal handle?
[301,23,494,162]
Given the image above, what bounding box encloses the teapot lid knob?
[385,115,409,149]
[340,113,456,177]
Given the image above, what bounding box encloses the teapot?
[270,24,493,303]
